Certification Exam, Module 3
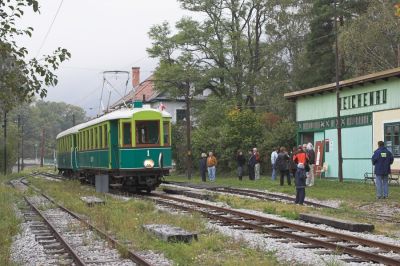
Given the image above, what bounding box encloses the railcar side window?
[104,125,108,148]
[163,122,170,146]
[122,122,132,146]
[136,121,160,145]
[94,128,98,149]
[99,126,103,148]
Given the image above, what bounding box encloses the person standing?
[306,143,316,186]
[275,147,291,186]
[372,141,394,199]
[271,147,279,180]
[199,153,207,182]
[236,151,246,181]
[289,146,298,181]
[248,150,256,181]
[207,151,218,182]
[253,148,261,180]
[293,146,309,204]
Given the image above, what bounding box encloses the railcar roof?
[56,106,172,139]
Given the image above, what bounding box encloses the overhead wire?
[36,0,64,57]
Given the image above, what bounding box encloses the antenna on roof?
[98,71,130,115]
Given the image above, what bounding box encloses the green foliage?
[339,0,400,77]
[0,101,86,174]
[0,0,71,112]
[0,181,20,265]
[187,98,297,172]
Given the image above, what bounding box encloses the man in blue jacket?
[372,141,394,199]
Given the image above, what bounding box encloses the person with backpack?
[275,147,291,186]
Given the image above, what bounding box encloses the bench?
[364,170,400,185]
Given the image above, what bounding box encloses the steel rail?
[24,196,86,266]
[211,186,333,208]
[149,193,400,266]
[162,181,333,208]
[39,193,152,266]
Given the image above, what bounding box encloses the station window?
[357,94,362,107]
[176,109,186,121]
[369,91,374,105]
[383,90,387,104]
[104,124,108,148]
[136,121,159,145]
[122,122,132,146]
[376,90,381,104]
[163,122,170,146]
[385,123,400,157]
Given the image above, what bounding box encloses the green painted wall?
[57,152,72,169]
[324,129,338,178]
[314,131,324,144]
[342,126,373,179]
[340,78,400,116]
[297,93,337,121]
[78,150,109,169]
[119,147,172,169]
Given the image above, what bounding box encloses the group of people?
[198,140,394,203]
[199,152,218,182]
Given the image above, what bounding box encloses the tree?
[339,0,400,77]
[0,0,71,112]
[147,22,203,179]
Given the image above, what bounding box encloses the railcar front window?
[136,121,159,145]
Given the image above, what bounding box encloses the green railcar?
[56,104,172,192]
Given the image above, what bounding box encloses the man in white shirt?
[271,147,279,180]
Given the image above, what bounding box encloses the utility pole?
[21,124,24,171]
[17,115,20,173]
[40,129,45,167]
[185,85,192,180]
[334,0,343,182]
[3,111,7,175]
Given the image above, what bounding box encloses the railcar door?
[109,120,119,169]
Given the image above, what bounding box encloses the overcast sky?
[18,0,192,116]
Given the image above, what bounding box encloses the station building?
[284,67,400,180]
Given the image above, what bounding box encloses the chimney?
[132,67,140,88]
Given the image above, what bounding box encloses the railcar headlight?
[144,159,154,168]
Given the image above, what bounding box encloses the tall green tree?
[147,22,203,178]
[339,0,400,77]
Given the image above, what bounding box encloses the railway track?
[162,181,336,208]
[145,192,400,265]
[12,179,153,266]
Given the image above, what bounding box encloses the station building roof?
[284,67,400,100]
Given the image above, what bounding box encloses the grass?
[166,173,400,236]
[26,173,279,266]
[0,173,25,266]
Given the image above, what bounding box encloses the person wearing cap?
[199,153,207,182]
